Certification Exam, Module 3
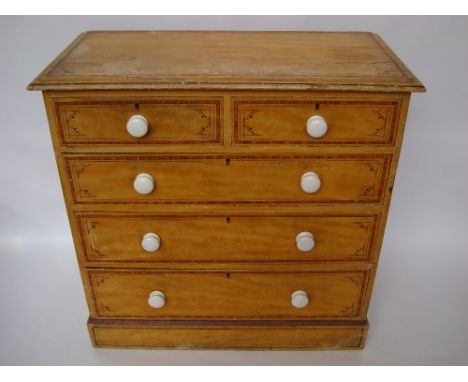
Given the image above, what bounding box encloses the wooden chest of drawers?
[28,31,425,349]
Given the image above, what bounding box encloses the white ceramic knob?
[148,291,165,308]
[296,232,315,252]
[133,173,154,195]
[126,115,149,138]
[291,290,309,308]
[306,115,328,138]
[300,172,321,193]
[141,233,160,252]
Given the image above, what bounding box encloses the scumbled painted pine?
[29,31,425,349]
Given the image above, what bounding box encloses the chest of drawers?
[28,31,425,349]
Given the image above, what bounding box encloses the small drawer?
[232,97,402,145]
[88,269,370,319]
[54,97,222,145]
[77,213,379,264]
[65,154,391,205]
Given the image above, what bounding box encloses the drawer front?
[66,154,391,204]
[54,98,222,145]
[78,213,379,263]
[232,98,401,145]
[88,269,370,319]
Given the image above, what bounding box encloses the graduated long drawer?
[64,154,391,204]
[87,269,370,320]
[76,212,380,264]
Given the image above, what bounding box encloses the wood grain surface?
[65,154,391,204]
[233,97,402,145]
[77,212,379,264]
[28,31,425,92]
[87,268,370,320]
[54,97,222,145]
[88,318,368,349]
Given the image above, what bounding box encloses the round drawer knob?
[296,232,315,252]
[133,173,154,195]
[126,115,149,138]
[141,232,161,252]
[148,290,165,309]
[306,115,328,138]
[300,172,321,193]
[291,290,309,308]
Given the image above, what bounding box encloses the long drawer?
[65,154,391,204]
[77,213,379,264]
[87,269,370,319]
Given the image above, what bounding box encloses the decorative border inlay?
[74,164,96,199]
[55,98,223,145]
[232,99,401,145]
[75,212,380,264]
[64,153,392,205]
[87,269,371,320]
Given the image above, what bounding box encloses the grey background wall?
[0,16,467,365]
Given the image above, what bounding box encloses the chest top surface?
[28,31,425,92]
